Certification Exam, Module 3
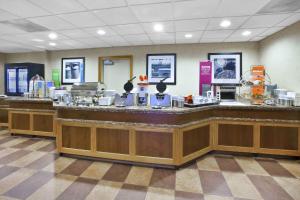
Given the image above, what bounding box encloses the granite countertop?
[54,101,300,114]
[6,97,53,103]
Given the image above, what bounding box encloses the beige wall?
[259,21,300,93]
[4,42,259,95]
[0,53,6,94]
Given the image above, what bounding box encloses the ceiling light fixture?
[153,23,163,32]
[184,33,193,38]
[49,42,56,46]
[242,30,252,36]
[32,39,44,42]
[97,29,106,35]
[220,20,231,28]
[48,32,57,40]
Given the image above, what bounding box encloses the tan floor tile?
[24,140,53,151]
[0,148,18,159]
[26,174,77,200]
[235,157,268,176]
[0,168,36,194]
[85,180,123,200]
[0,196,20,200]
[8,151,46,167]
[176,168,202,193]
[197,156,220,172]
[278,160,300,178]
[145,187,175,200]
[204,195,234,200]
[42,157,75,173]
[223,172,263,200]
[125,166,153,186]
[274,177,300,200]
[0,138,28,148]
[80,162,112,180]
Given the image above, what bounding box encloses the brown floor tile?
[56,177,98,200]
[215,156,243,173]
[248,174,293,200]
[12,139,40,149]
[26,153,59,170]
[0,166,19,180]
[175,191,204,200]
[149,168,176,190]
[4,171,55,199]
[114,183,147,200]
[0,150,31,165]
[0,137,14,145]
[256,159,295,177]
[37,142,56,152]
[102,164,131,182]
[61,159,93,176]
[198,170,232,197]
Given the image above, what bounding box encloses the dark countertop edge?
[57,117,300,129]
[6,97,53,103]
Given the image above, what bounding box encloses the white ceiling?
[0,0,299,53]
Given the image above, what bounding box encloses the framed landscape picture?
[146,54,176,85]
[208,52,242,85]
[61,57,85,85]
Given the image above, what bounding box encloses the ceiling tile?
[174,0,220,20]
[257,0,300,14]
[148,32,175,42]
[250,36,265,41]
[126,0,170,5]
[0,0,50,18]
[76,37,109,46]
[94,7,138,25]
[227,28,267,41]
[123,34,150,42]
[0,23,27,35]
[175,19,208,31]
[276,13,300,26]
[57,29,92,39]
[200,38,225,43]
[202,30,234,38]
[28,16,76,30]
[83,26,118,37]
[98,35,128,46]
[259,26,285,36]
[241,14,291,28]
[58,12,105,28]
[111,24,145,35]
[130,2,173,22]
[130,40,153,46]
[142,21,174,33]
[214,0,271,17]
[0,9,19,22]
[28,0,86,14]
[206,16,249,30]
[175,31,202,43]
[77,0,127,9]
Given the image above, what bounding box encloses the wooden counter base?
[56,116,300,167]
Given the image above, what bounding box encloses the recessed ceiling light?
[220,20,231,28]
[32,39,44,42]
[97,29,106,35]
[153,23,163,32]
[49,42,56,46]
[48,32,57,40]
[184,33,193,38]
[242,30,252,36]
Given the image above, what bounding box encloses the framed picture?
[61,57,85,85]
[146,54,176,85]
[208,52,242,85]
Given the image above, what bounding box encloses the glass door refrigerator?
[4,63,45,96]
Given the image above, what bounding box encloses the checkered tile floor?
[0,128,299,200]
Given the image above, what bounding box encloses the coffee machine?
[150,77,171,109]
[115,76,136,107]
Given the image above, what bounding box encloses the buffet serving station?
[54,103,300,167]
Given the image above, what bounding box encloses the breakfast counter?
[55,101,300,167]
[0,97,9,127]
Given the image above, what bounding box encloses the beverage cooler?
[4,63,44,96]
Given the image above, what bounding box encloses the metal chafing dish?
[71,82,105,106]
